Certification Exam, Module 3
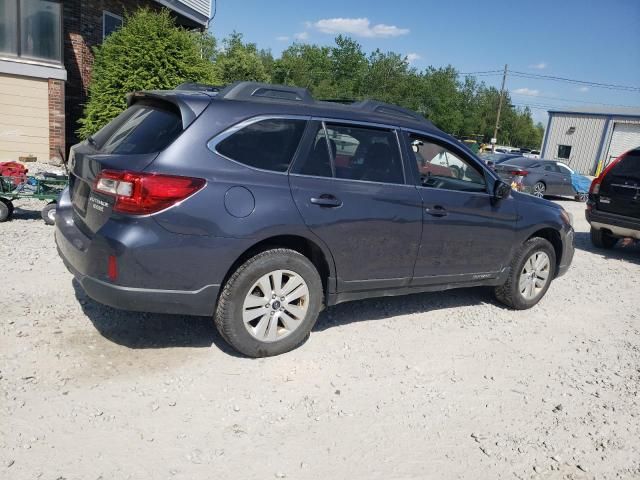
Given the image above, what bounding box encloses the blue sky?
[209,0,640,124]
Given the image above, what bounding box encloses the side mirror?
[493,180,511,200]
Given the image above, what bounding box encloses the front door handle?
[425,205,447,217]
[310,194,342,208]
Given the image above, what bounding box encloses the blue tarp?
[571,173,592,194]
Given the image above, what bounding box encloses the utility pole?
[493,64,508,150]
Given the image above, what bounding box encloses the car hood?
[510,190,562,211]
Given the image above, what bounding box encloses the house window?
[103,11,123,40]
[557,144,572,160]
[0,0,62,63]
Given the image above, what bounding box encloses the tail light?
[509,170,529,176]
[94,170,205,215]
[589,152,626,195]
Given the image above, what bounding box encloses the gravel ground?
[1,196,639,480]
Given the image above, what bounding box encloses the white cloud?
[578,86,589,92]
[513,87,540,96]
[294,31,309,41]
[406,53,421,63]
[311,17,410,38]
[528,62,547,70]
[276,36,290,42]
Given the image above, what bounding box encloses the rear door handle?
[425,205,447,217]
[310,194,342,208]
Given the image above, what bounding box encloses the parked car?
[55,82,575,357]
[586,147,640,248]
[479,152,522,169]
[495,157,589,200]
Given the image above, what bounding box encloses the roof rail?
[353,99,425,122]
[219,81,315,104]
[175,82,223,93]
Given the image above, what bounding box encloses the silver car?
[495,157,578,198]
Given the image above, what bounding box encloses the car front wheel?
[214,248,323,357]
[495,237,556,310]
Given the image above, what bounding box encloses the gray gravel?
[1,197,639,479]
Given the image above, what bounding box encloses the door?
[404,131,517,283]
[289,120,423,292]
[541,163,568,195]
[605,123,640,168]
[555,162,576,195]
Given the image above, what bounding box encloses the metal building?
[540,106,640,176]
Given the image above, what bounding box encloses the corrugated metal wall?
[541,113,607,175]
[177,0,210,18]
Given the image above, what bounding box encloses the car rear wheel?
[590,227,617,249]
[214,248,323,357]
[532,182,546,198]
[494,237,556,310]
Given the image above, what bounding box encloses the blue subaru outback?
[56,82,574,357]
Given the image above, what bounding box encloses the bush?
[78,8,219,139]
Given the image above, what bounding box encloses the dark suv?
[587,147,640,248]
[55,82,575,357]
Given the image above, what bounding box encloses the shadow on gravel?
[72,280,242,356]
[313,286,502,332]
[73,279,502,352]
[9,207,43,221]
[574,231,640,265]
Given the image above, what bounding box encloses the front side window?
[215,118,307,172]
[410,134,486,192]
[558,144,572,160]
[1,0,61,62]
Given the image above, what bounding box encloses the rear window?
[214,118,307,172]
[504,157,535,167]
[609,150,640,178]
[91,102,183,154]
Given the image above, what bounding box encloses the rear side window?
[93,103,183,154]
[215,118,307,172]
[609,150,639,178]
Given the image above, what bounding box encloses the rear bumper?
[586,208,640,240]
[57,244,218,316]
[54,193,219,316]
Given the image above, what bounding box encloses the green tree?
[214,32,270,84]
[78,8,218,139]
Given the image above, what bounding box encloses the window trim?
[103,10,123,40]
[206,114,311,175]
[402,128,494,195]
[1,0,64,65]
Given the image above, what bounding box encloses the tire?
[214,248,323,357]
[590,227,617,249]
[575,193,588,202]
[0,200,9,222]
[0,198,13,222]
[494,237,556,310]
[532,181,546,198]
[41,202,57,225]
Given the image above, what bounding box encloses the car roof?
[144,81,443,134]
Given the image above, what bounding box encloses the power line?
[511,92,640,108]
[508,70,640,92]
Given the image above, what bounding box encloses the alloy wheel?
[242,269,309,342]
[532,183,546,198]
[518,251,551,300]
